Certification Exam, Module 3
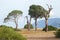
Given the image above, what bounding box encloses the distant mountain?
[32,18,60,28]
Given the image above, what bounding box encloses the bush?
[0,25,21,31]
[43,25,57,31]
[24,24,33,29]
[0,25,13,28]
[55,29,60,38]
[0,27,27,40]
[13,28,21,31]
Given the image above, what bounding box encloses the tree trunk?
[45,16,48,32]
[15,20,18,30]
[35,18,37,31]
[30,16,31,24]
[26,16,30,31]
[45,5,52,32]
[28,16,31,31]
[28,22,30,31]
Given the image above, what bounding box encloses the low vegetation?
[24,24,33,29]
[55,29,60,38]
[43,25,57,31]
[0,25,27,40]
[14,28,21,31]
[0,25,12,28]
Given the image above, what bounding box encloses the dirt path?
[21,31,60,40]
[19,30,60,40]
[23,34,59,40]
[23,34,60,40]
[27,37,60,40]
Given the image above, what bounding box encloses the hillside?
[33,18,60,28]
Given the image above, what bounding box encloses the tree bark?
[45,5,52,32]
[28,16,31,31]
[15,20,18,30]
[35,18,37,31]
[26,16,30,31]
[30,16,31,24]
[45,15,48,32]
[28,22,30,31]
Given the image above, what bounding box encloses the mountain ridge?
[32,18,60,28]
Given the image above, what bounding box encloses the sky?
[0,0,60,28]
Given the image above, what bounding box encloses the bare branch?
[46,4,53,13]
[46,4,49,9]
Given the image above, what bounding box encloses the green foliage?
[24,24,33,29]
[43,25,57,31]
[55,29,60,38]
[0,25,13,29]
[0,27,26,40]
[4,10,23,30]
[0,25,21,31]
[4,10,23,23]
[29,5,45,18]
[29,5,46,31]
[13,28,21,31]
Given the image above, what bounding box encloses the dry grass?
[17,29,60,40]
[17,29,55,37]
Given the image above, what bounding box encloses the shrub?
[0,25,13,29]
[14,28,21,31]
[0,27,27,40]
[43,25,57,31]
[55,29,60,38]
[24,24,33,29]
[0,25,21,31]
